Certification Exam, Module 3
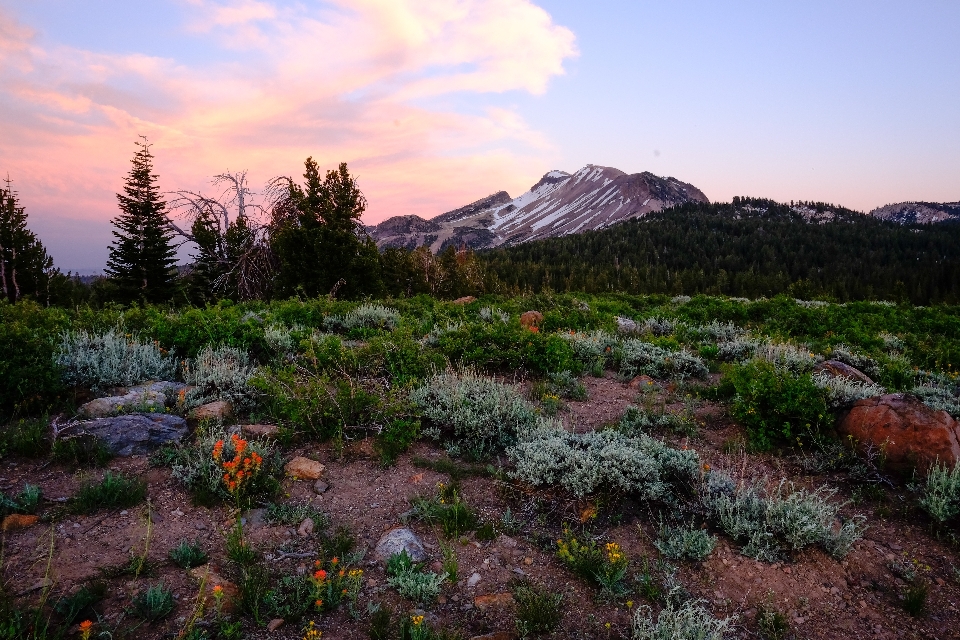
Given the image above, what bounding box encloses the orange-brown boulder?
[452,296,477,305]
[285,456,326,480]
[473,592,514,610]
[2,514,39,531]
[837,393,960,474]
[628,375,657,389]
[519,311,544,329]
[814,360,874,384]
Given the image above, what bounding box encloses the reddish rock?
[189,400,233,422]
[285,456,326,480]
[473,592,514,610]
[189,565,239,613]
[452,296,477,305]
[2,514,39,531]
[241,424,279,439]
[628,375,657,389]
[519,311,544,329]
[814,360,874,384]
[837,393,960,474]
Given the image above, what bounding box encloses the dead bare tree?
[167,172,277,300]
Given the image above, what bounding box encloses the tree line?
[3,141,959,308]
[480,197,960,304]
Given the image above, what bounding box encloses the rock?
[374,527,428,563]
[17,578,52,595]
[313,480,330,494]
[241,424,280,439]
[2,514,40,531]
[838,393,960,474]
[519,311,543,329]
[466,572,482,588]
[497,534,517,548]
[78,381,190,418]
[452,296,477,305]
[267,619,285,632]
[298,518,315,537]
[814,360,875,384]
[188,566,239,613]
[522,557,533,565]
[474,592,514,610]
[69,413,189,456]
[189,400,233,422]
[347,438,376,458]
[628,375,657,389]
[285,457,326,480]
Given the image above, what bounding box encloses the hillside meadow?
[1,293,959,640]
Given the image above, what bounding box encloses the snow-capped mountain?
[370,165,709,251]
[869,201,960,225]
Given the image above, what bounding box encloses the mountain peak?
[370,164,708,252]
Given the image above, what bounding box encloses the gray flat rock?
[70,413,189,456]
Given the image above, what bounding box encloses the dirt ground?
[2,374,960,639]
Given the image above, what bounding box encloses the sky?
[1,1,958,272]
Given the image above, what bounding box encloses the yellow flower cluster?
[302,620,322,640]
[605,542,625,565]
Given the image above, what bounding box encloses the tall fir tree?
[106,137,177,303]
[0,176,53,303]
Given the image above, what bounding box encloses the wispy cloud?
[0,0,576,266]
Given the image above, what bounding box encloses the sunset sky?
[2,0,959,271]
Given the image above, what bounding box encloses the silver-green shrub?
[617,340,708,380]
[324,304,400,332]
[386,567,447,603]
[702,473,866,560]
[828,344,880,378]
[421,321,464,346]
[811,372,885,409]
[264,324,296,354]
[410,368,537,459]
[617,405,696,436]
[655,522,716,562]
[694,321,745,343]
[918,461,960,523]
[632,600,734,640]
[560,330,619,372]
[752,341,821,374]
[716,336,760,362]
[910,385,960,418]
[878,332,905,352]
[182,345,259,410]
[479,307,510,323]
[56,328,178,392]
[509,429,699,500]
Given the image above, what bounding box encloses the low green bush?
[556,530,629,596]
[512,579,563,638]
[617,339,708,380]
[726,359,828,449]
[130,583,174,621]
[654,521,716,562]
[375,418,421,465]
[0,416,50,459]
[71,471,147,514]
[410,483,480,538]
[0,301,68,418]
[169,539,209,569]
[386,550,447,603]
[0,483,41,517]
[433,320,576,375]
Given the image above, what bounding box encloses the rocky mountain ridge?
[869,201,960,225]
[369,164,709,251]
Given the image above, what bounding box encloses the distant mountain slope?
[869,201,960,225]
[369,165,708,251]
[480,197,960,304]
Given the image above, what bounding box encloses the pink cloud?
[0,0,577,266]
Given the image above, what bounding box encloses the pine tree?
[106,137,177,303]
[270,159,382,298]
[0,176,53,303]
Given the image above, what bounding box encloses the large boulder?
[188,400,233,423]
[814,360,874,384]
[68,413,189,456]
[837,393,960,474]
[519,311,544,329]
